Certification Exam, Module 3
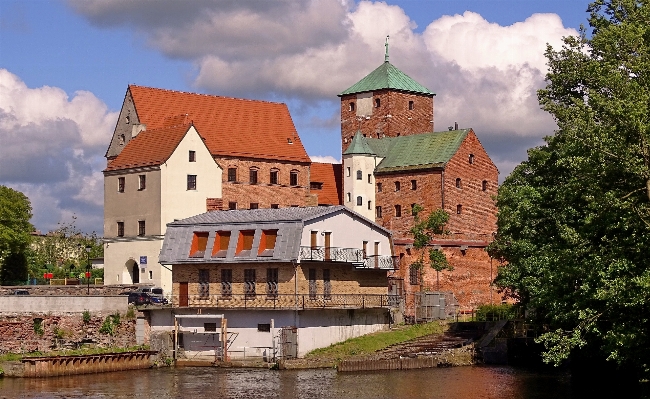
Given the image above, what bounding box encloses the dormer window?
[212,231,230,258]
[258,229,278,257]
[236,230,255,257]
[189,232,209,258]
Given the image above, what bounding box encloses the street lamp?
[84,245,92,295]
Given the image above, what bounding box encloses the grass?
[0,345,150,362]
[305,322,446,361]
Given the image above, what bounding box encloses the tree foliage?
[489,0,650,374]
[409,205,453,290]
[0,186,33,285]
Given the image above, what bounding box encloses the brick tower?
[339,40,435,153]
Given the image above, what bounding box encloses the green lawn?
[305,322,446,361]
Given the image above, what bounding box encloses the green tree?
[490,0,650,376]
[0,186,33,285]
[409,205,452,290]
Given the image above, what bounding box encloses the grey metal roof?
[168,205,346,226]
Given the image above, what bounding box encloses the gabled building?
[157,206,397,359]
[338,54,499,310]
[103,86,313,292]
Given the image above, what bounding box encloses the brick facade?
[214,157,314,210]
[340,90,434,153]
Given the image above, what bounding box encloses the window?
[482,180,488,191]
[368,200,372,210]
[187,175,197,190]
[190,232,209,258]
[117,222,124,237]
[125,115,130,124]
[395,205,402,217]
[310,182,323,190]
[408,100,414,110]
[363,241,368,258]
[346,167,351,177]
[356,196,363,206]
[271,204,279,209]
[411,203,417,214]
[204,323,217,332]
[270,170,278,185]
[456,178,462,189]
[258,230,278,257]
[377,183,382,192]
[349,102,355,112]
[212,231,230,258]
[258,323,271,332]
[395,181,401,191]
[356,170,362,180]
[244,269,256,298]
[228,202,237,210]
[118,177,125,193]
[290,171,298,186]
[266,268,278,298]
[323,269,331,299]
[118,134,125,146]
[249,168,258,184]
[409,265,420,285]
[227,168,237,182]
[198,269,209,298]
[189,151,196,162]
[457,204,462,214]
[236,230,255,257]
[138,220,145,236]
[138,175,146,190]
[309,268,317,300]
[375,98,381,108]
[346,192,351,202]
[376,206,382,218]
[221,269,232,298]
[469,154,475,164]
[250,203,259,210]
[149,271,153,280]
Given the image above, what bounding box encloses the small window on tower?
[395,181,401,191]
[377,183,382,192]
[482,180,488,191]
[118,177,125,193]
[368,174,372,183]
[411,180,417,190]
[189,151,196,162]
[356,170,362,180]
[395,205,402,217]
[456,178,462,189]
[457,204,463,214]
[408,101,414,110]
[346,167,351,177]
[290,171,299,186]
[375,98,381,108]
[346,193,351,202]
[349,102,355,112]
[138,175,146,190]
[469,154,475,164]
[357,196,363,206]
[376,206,382,218]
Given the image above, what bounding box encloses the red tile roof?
[310,162,342,205]
[128,85,310,163]
[105,124,191,171]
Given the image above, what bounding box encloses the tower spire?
[384,35,390,63]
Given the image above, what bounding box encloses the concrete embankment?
[1,351,157,377]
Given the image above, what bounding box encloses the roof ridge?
[128,84,287,106]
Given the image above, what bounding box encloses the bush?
[475,304,518,321]
[33,318,44,335]
[82,310,91,324]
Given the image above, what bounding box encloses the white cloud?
[0,69,117,233]
[311,155,341,164]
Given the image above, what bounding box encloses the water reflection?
[0,366,573,399]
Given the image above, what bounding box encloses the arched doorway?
[126,259,139,284]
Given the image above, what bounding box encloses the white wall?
[343,154,382,220]
[160,126,222,232]
[0,296,128,314]
[103,239,171,295]
[301,211,392,256]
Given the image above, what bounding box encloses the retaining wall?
[0,296,128,314]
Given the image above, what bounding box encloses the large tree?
[490,0,650,374]
[0,186,33,285]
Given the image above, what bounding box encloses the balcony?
[172,293,401,310]
[299,246,399,270]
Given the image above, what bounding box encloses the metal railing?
[299,246,399,270]
[173,293,401,310]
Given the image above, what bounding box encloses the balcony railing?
[299,246,399,270]
[172,293,401,310]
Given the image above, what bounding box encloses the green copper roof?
[339,61,434,97]
[365,129,470,173]
[343,131,376,155]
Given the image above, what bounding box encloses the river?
[0,365,582,399]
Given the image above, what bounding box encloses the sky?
[0,0,591,234]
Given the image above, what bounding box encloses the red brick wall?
[214,157,312,209]
[443,130,498,239]
[341,90,434,153]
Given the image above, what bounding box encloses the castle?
[103,50,498,310]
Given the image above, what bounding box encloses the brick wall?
[374,169,443,238]
[443,130,498,239]
[340,90,434,153]
[214,157,312,209]
[171,262,387,299]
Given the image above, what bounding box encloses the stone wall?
[0,312,137,353]
[0,284,149,296]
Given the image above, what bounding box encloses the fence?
[172,293,401,310]
[299,246,399,270]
